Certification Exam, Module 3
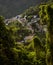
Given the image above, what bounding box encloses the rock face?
[0,0,48,18]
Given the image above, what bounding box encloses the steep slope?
[0,0,48,18]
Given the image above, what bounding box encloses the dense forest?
[0,1,53,65]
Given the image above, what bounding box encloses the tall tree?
[39,4,53,65]
[0,16,14,48]
[0,16,15,65]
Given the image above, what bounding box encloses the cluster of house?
[4,14,47,44]
[4,15,27,25]
[4,14,39,25]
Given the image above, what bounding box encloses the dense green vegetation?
[39,3,53,65]
[0,1,53,65]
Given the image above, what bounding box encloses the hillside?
[0,2,53,65]
[0,0,48,18]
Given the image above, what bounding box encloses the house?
[24,35,33,42]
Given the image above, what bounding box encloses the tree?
[33,36,42,58]
[0,16,15,65]
[0,16,14,48]
[39,4,53,65]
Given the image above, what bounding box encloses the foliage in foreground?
[0,2,53,65]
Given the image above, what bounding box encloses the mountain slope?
[0,0,48,18]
